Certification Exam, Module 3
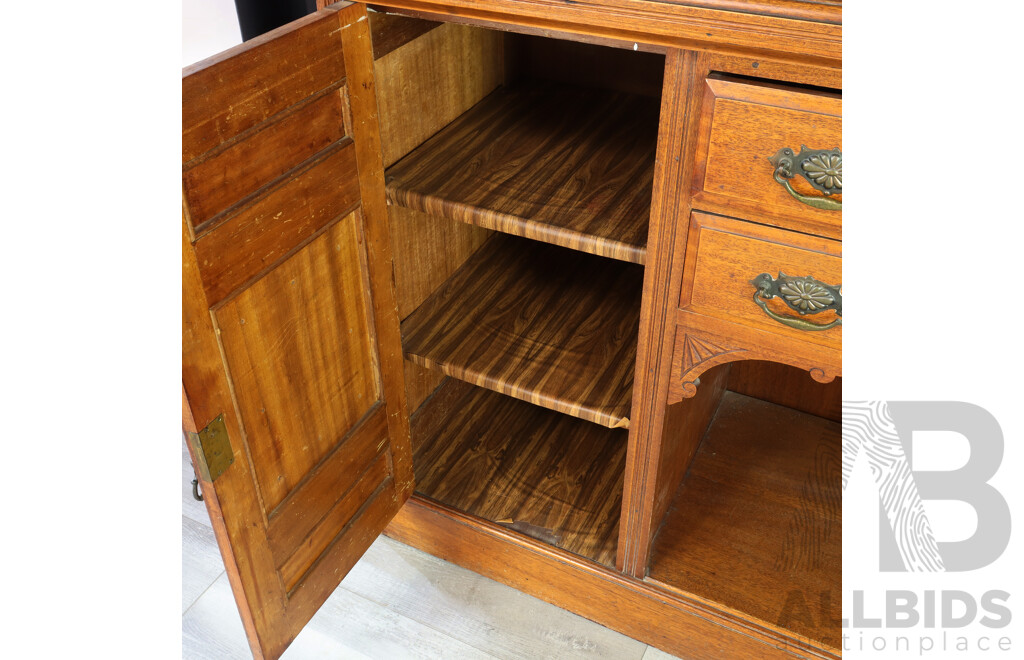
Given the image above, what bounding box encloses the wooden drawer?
[692,76,841,239]
[679,212,841,352]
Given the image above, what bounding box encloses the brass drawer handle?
[768,146,842,211]
[751,272,842,332]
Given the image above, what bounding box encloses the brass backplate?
[188,414,234,483]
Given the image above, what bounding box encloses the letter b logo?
[843,401,1011,572]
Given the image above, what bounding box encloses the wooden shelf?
[410,378,626,567]
[385,83,660,265]
[647,392,841,650]
[400,233,642,429]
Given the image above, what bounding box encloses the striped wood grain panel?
[385,83,659,264]
[647,392,841,650]
[401,234,642,429]
[410,379,626,567]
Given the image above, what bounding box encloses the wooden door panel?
[213,213,381,511]
[192,139,362,306]
[182,4,412,658]
[181,8,347,165]
[183,90,349,228]
[266,406,388,561]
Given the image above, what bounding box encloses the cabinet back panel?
[506,34,665,99]
[388,205,491,411]
[373,21,505,168]
[728,361,841,422]
[372,19,502,414]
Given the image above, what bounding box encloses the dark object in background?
[234,0,318,41]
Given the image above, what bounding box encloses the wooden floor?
[182,438,685,659]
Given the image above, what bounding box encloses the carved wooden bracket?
[667,323,840,404]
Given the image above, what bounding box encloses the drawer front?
[679,212,841,352]
[692,76,841,239]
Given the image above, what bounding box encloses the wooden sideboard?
[181,1,842,658]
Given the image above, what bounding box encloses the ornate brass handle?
[750,272,842,332]
[768,146,842,211]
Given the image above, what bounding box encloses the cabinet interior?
[373,14,840,646]
[376,17,662,569]
[650,361,842,648]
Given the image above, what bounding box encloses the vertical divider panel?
[618,49,708,577]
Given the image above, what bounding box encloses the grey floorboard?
[344,535,648,660]
[642,645,684,660]
[181,436,679,659]
[182,515,225,614]
[184,572,499,660]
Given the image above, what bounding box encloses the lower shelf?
[409,378,626,568]
[647,391,841,650]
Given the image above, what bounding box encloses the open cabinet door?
[181,3,413,658]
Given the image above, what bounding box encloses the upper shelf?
[401,233,642,429]
[385,83,660,265]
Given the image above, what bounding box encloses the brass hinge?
[187,414,234,483]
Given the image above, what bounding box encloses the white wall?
[182,0,243,67]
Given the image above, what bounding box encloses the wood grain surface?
[182,8,346,165]
[213,215,379,514]
[386,206,491,412]
[729,361,841,422]
[410,379,626,566]
[374,21,504,168]
[692,76,842,238]
[183,89,348,231]
[386,83,659,264]
[387,496,841,660]
[369,11,442,59]
[194,140,361,307]
[646,362,729,543]
[616,49,703,578]
[506,33,666,98]
[401,234,642,429]
[648,391,841,651]
[182,5,417,658]
[679,212,842,350]
[371,0,841,64]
